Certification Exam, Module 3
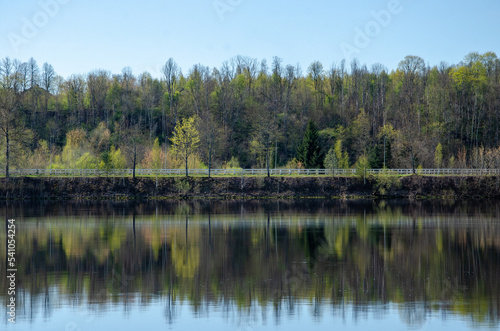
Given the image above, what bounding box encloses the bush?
[223,156,241,169]
[175,178,191,194]
[374,170,401,195]
[285,158,304,169]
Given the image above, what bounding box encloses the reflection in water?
[1,200,500,330]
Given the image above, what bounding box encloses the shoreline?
[0,175,499,200]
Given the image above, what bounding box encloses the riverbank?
[0,175,499,200]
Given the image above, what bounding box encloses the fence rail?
[1,168,500,177]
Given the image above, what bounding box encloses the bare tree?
[41,63,55,92]
[162,58,180,125]
[0,87,29,178]
[0,57,13,89]
[120,122,144,179]
[41,63,56,112]
[253,109,279,177]
[17,62,29,93]
[197,111,221,178]
[67,74,86,126]
[27,57,40,89]
[87,70,110,126]
[308,60,324,109]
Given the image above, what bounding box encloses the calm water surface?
[1,200,499,330]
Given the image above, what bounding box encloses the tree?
[297,120,323,168]
[87,70,110,126]
[196,112,221,178]
[0,87,29,178]
[324,148,338,174]
[110,146,126,170]
[121,123,143,179]
[252,109,279,177]
[2,52,500,173]
[29,140,50,169]
[41,62,56,111]
[368,144,383,169]
[142,138,166,174]
[162,58,180,126]
[355,154,369,181]
[1,57,13,89]
[434,143,443,169]
[377,124,397,168]
[51,128,99,170]
[100,145,126,174]
[334,139,350,169]
[170,117,200,176]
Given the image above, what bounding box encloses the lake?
[1,200,499,330]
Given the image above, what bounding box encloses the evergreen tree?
[368,144,383,169]
[297,120,323,168]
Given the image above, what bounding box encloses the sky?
[1,0,499,79]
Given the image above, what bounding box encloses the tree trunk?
[208,146,211,178]
[411,146,415,174]
[5,126,9,179]
[185,155,188,177]
[275,138,278,169]
[133,144,137,179]
[266,146,270,178]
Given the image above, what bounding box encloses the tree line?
[0,52,500,177]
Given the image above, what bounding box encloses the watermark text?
[8,0,72,53]
[6,219,16,324]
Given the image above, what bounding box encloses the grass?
[0,172,495,179]
[1,173,360,178]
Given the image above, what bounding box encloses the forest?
[0,52,500,175]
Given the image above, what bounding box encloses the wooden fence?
[1,168,499,177]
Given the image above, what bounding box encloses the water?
[1,200,499,330]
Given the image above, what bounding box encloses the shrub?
[374,170,401,195]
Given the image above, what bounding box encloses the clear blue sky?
[1,0,499,78]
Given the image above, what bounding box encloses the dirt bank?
[0,175,499,200]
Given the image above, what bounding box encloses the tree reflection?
[0,200,499,327]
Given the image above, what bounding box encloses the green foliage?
[75,152,99,169]
[297,120,323,168]
[100,145,126,172]
[324,148,338,171]
[368,144,382,169]
[449,156,455,168]
[285,158,304,169]
[170,117,200,175]
[223,156,241,169]
[100,150,111,172]
[318,125,345,144]
[334,139,350,169]
[351,109,370,153]
[142,138,165,170]
[435,143,443,169]
[374,170,401,196]
[51,129,96,169]
[451,59,487,91]
[110,146,127,169]
[30,140,50,169]
[174,178,191,194]
[355,154,369,179]
[3,51,500,172]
